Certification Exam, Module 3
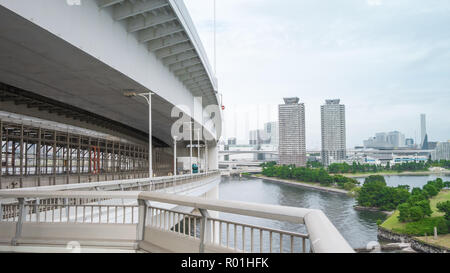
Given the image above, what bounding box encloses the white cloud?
[185,0,450,148]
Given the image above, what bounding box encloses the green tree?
[423,184,438,197]
[398,203,411,222]
[437,201,450,220]
[356,176,387,208]
[409,206,426,221]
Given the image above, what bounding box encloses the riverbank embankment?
[378,227,449,253]
[252,175,349,195]
[343,170,450,179]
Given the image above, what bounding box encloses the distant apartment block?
[264,122,279,146]
[320,99,346,166]
[364,131,406,149]
[228,137,237,145]
[249,129,263,145]
[432,141,450,161]
[278,98,306,167]
[405,138,415,147]
[249,122,279,146]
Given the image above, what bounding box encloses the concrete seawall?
[252,176,349,195]
[378,227,448,253]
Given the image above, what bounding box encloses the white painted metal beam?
[139,23,184,43]
[154,41,194,59]
[114,0,169,21]
[178,70,206,81]
[128,11,177,33]
[183,74,208,85]
[163,50,197,66]
[148,33,189,51]
[97,0,125,9]
[174,63,203,76]
[169,57,201,71]
[186,79,211,89]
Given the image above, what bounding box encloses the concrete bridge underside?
[0,0,222,188]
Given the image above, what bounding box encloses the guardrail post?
[136,199,148,250]
[35,199,40,223]
[11,198,26,246]
[199,208,211,253]
[64,198,70,219]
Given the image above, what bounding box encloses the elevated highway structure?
[0,0,222,188]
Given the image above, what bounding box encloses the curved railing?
[0,189,354,253]
[0,171,220,193]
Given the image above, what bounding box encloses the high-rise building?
[387,131,405,148]
[263,122,279,146]
[249,130,263,145]
[405,138,415,147]
[278,98,306,167]
[421,114,427,148]
[321,99,346,166]
[432,141,450,161]
[228,138,237,145]
[364,131,406,149]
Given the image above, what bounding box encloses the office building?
[432,141,450,161]
[364,131,406,149]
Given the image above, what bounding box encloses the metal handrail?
[0,189,354,253]
[0,171,220,193]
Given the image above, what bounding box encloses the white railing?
[145,206,309,253]
[0,171,220,193]
[0,190,354,253]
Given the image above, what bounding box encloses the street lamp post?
[173,136,177,177]
[196,129,201,172]
[184,122,194,175]
[124,91,155,180]
[205,142,208,174]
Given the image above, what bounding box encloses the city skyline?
[185,0,450,149]
[217,101,438,150]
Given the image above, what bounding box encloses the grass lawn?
[415,234,450,249]
[381,210,406,230]
[430,190,450,217]
[381,190,450,232]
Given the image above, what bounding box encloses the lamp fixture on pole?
[124,91,156,180]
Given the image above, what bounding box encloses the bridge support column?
[207,142,218,171]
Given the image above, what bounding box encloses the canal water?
[218,174,450,250]
[356,174,450,188]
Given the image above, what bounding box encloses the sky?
[184,0,450,149]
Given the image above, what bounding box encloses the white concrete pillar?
[207,141,218,171]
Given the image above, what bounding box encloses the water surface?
[218,174,450,250]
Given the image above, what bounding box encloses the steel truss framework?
[0,119,174,190]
